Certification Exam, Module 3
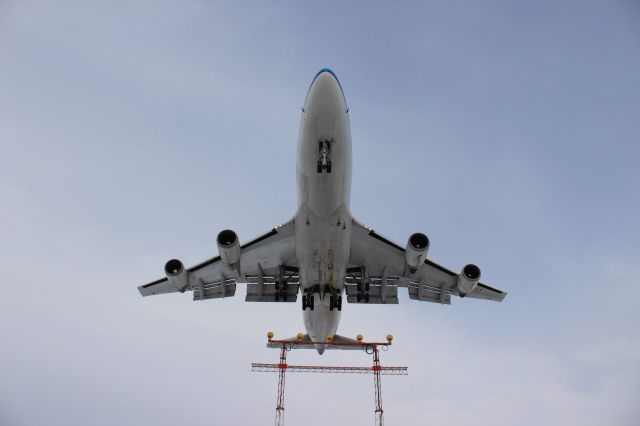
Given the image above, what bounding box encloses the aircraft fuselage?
[294,69,352,348]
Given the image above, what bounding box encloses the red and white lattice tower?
[252,333,407,426]
[274,345,287,426]
[372,344,384,426]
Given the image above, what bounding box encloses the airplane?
[138,68,506,354]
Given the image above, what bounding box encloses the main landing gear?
[302,292,315,310]
[329,294,342,311]
[302,285,342,311]
[302,285,318,311]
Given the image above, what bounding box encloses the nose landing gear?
[317,139,332,173]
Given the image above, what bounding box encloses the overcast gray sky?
[1,1,639,425]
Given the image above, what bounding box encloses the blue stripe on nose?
[304,68,347,107]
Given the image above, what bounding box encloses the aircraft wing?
[347,219,506,305]
[138,219,300,302]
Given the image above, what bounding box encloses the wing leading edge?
[138,219,299,302]
[348,219,506,305]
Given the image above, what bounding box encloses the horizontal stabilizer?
[266,334,375,351]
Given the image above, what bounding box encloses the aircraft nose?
[304,68,347,112]
[313,69,340,88]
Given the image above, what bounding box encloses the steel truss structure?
[251,363,408,375]
[252,337,407,426]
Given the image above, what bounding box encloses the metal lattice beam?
[254,338,407,426]
[274,346,287,426]
[251,363,408,375]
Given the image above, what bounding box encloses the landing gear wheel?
[365,282,370,292]
[365,293,370,303]
[329,295,336,311]
[317,160,323,173]
[337,296,342,311]
[309,294,315,310]
[302,296,308,310]
[356,293,362,303]
[326,161,332,173]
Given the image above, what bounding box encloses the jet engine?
[164,258,189,292]
[405,232,429,273]
[217,229,241,267]
[457,264,481,296]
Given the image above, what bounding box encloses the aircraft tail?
[267,334,363,354]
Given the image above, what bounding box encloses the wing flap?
[348,219,506,304]
[345,282,399,304]
[407,282,451,304]
[138,219,297,302]
[245,282,300,302]
[193,279,237,301]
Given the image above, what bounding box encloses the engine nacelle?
[164,258,189,292]
[457,264,481,296]
[217,229,241,267]
[405,232,430,273]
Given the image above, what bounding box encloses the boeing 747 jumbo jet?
[138,69,506,353]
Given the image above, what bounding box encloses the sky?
[1,1,639,425]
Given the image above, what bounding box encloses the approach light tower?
[252,332,407,426]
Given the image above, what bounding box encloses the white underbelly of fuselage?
[294,70,352,347]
